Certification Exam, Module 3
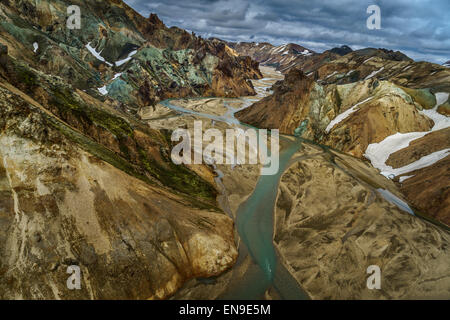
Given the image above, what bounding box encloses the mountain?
[0,0,270,299]
[236,48,450,227]
[0,1,261,113]
[227,41,317,73]
[444,61,450,67]
[328,45,353,56]
[226,42,354,75]
[1,0,449,301]
[273,142,450,299]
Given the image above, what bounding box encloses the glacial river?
[161,67,309,300]
[160,66,446,300]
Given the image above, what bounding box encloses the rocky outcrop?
[328,45,353,56]
[0,59,219,207]
[237,69,434,157]
[227,42,317,73]
[322,82,434,158]
[0,85,237,299]
[235,69,318,133]
[0,0,262,112]
[236,51,450,227]
[309,49,450,94]
[389,128,450,224]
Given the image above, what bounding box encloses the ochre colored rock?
[274,150,450,299]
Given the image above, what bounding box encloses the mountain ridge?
[1,0,262,112]
[236,47,450,226]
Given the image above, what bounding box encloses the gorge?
[0,0,449,301]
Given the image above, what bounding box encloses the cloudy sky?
[124,0,450,64]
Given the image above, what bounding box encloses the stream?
[160,67,309,300]
[160,67,447,300]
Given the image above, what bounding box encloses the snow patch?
[326,97,372,133]
[33,42,38,53]
[115,50,138,67]
[325,71,338,79]
[112,73,123,80]
[301,50,312,56]
[399,175,414,183]
[403,65,412,71]
[379,149,450,177]
[364,92,450,178]
[364,67,384,80]
[86,42,113,66]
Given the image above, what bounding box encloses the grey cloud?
[124,0,450,63]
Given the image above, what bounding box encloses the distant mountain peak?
[328,45,353,56]
[353,48,413,62]
[226,41,316,73]
[148,13,165,28]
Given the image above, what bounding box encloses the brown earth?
[0,85,238,299]
[274,147,450,299]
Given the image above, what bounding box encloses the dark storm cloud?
[124,0,450,63]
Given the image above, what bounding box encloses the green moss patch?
[48,86,217,208]
[402,87,436,109]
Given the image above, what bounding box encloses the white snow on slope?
[325,71,338,80]
[326,97,372,133]
[365,92,450,178]
[97,85,108,95]
[380,149,449,178]
[364,67,384,80]
[399,175,414,183]
[271,45,286,54]
[403,65,412,71]
[115,50,138,67]
[301,50,311,56]
[33,42,38,53]
[86,42,113,66]
[112,73,123,80]
[96,73,123,96]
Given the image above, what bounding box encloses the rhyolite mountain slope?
[1,0,449,300]
[236,48,450,227]
[0,84,237,299]
[227,41,357,74]
[274,143,450,299]
[0,0,261,113]
[0,0,266,299]
[227,41,317,73]
[328,45,353,56]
